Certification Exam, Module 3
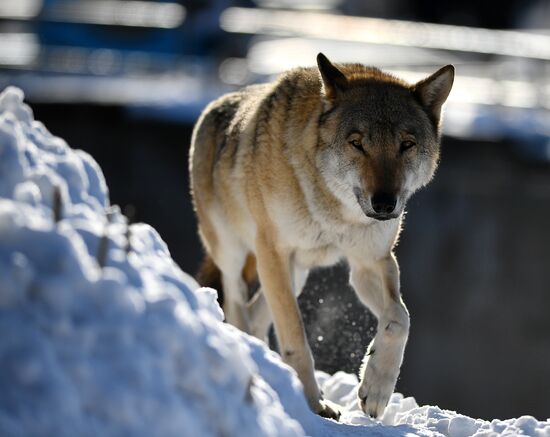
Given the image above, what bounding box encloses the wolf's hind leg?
[221,271,251,333]
[247,289,271,340]
[196,210,251,332]
[209,237,251,333]
[349,254,410,418]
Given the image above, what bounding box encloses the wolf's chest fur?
[268,193,400,268]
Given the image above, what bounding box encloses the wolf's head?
[316,53,454,222]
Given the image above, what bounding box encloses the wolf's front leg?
[255,232,340,420]
[350,254,410,418]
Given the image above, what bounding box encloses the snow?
[0,85,549,437]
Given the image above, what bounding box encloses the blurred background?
[2,0,549,421]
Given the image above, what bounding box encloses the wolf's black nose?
[371,192,397,214]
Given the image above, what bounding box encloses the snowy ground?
[0,86,549,437]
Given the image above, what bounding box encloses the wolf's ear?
[413,65,454,123]
[317,53,348,100]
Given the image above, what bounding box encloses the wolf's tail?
[195,253,259,309]
[196,254,224,306]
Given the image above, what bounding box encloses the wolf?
[189,53,454,419]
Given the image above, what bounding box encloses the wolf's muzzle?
[371,192,397,215]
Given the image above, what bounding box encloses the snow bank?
[318,371,550,437]
[0,86,304,437]
[0,86,549,437]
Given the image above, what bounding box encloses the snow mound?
[0,86,305,437]
[0,86,549,437]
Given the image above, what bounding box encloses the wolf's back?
[189,67,324,262]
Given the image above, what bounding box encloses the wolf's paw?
[316,399,341,421]
[357,354,399,418]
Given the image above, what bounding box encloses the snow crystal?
[1,85,549,437]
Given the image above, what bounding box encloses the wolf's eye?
[400,140,416,152]
[349,139,364,152]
